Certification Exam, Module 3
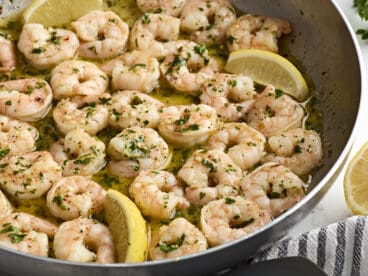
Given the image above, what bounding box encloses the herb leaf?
[354,0,368,20]
[159,234,185,253]
[0,148,10,158]
[225,197,236,204]
[357,28,368,39]
[9,233,26,243]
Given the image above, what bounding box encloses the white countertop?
[290,0,368,235]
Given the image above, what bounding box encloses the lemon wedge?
[225,49,309,101]
[104,189,148,263]
[344,141,368,215]
[22,0,103,27]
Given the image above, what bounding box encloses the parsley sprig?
[354,0,368,39]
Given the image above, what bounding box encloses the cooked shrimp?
[51,60,108,105]
[71,11,129,60]
[17,24,79,69]
[50,129,106,176]
[246,85,304,137]
[262,128,323,176]
[108,91,164,130]
[178,150,242,206]
[108,127,171,178]
[129,170,189,220]
[0,212,57,257]
[0,189,12,220]
[0,152,62,200]
[160,42,218,95]
[137,0,187,17]
[180,0,236,44]
[0,115,39,158]
[200,74,256,122]
[158,104,217,148]
[53,217,115,263]
[129,13,183,59]
[0,79,53,121]
[149,217,207,260]
[227,14,292,52]
[101,50,160,93]
[239,162,306,217]
[47,176,106,221]
[0,36,16,72]
[200,196,271,246]
[207,123,266,170]
[53,99,108,135]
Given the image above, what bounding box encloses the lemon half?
[104,189,148,263]
[344,141,368,215]
[22,0,103,27]
[225,49,309,101]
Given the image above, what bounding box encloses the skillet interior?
[0,0,362,275]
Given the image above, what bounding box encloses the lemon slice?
[104,189,148,263]
[22,0,103,27]
[225,49,309,101]
[344,141,368,215]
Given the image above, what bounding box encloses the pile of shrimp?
[0,0,322,263]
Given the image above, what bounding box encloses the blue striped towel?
[252,216,367,276]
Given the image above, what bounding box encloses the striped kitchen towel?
[252,216,368,276]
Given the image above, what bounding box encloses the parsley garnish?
[9,233,26,243]
[225,198,236,204]
[142,14,151,24]
[355,0,368,20]
[0,148,10,158]
[270,192,280,199]
[275,89,284,98]
[354,0,368,39]
[31,47,43,54]
[53,195,67,210]
[159,234,185,253]
[227,35,236,44]
[129,64,146,71]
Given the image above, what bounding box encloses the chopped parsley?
[275,89,284,98]
[194,43,206,55]
[53,195,67,210]
[159,234,185,253]
[270,192,280,199]
[201,159,216,173]
[165,55,187,75]
[0,223,16,233]
[228,79,237,87]
[227,35,236,44]
[142,14,151,24]
[129,63,146,71]
[265,105,275,117]
[294,145,302,154]
[225,198,235,204]
[31,47,44,54]
[0,148,10,158]
[74,156,93,165]
[175,114,190,126]
[131,96,143,106]
[8,233,26,243]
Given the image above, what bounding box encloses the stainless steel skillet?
[0,0,364,275]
